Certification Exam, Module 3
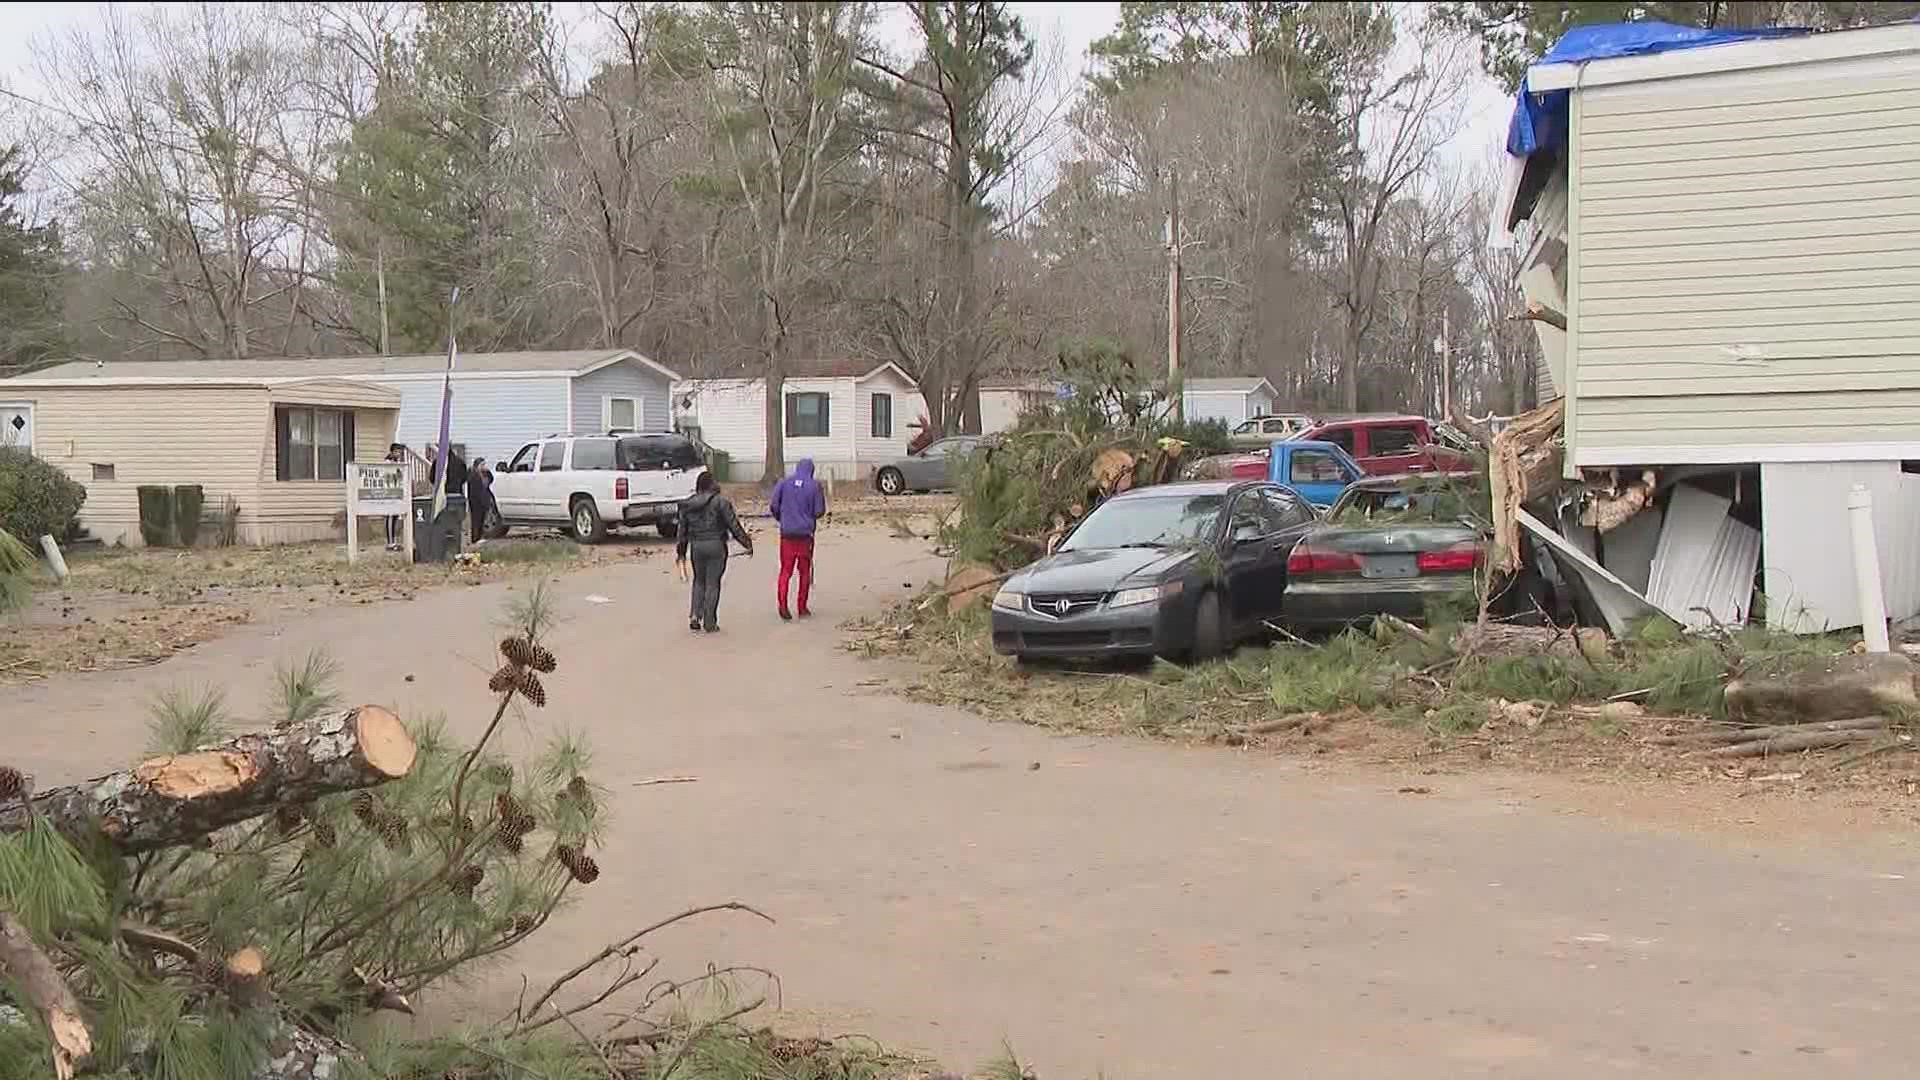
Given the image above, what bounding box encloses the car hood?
[1011,546,1197,593]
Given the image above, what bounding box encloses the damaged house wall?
[1503,23,1920,635]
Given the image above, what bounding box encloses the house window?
[786,392,830,438]
[92,463,115,481]
[871,392,893,438]
[605,396,639,431]
[275,407,355,481]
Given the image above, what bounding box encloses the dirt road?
[9,526,1920,1078]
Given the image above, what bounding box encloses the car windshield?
[617,436,702,471]
[1328,479,1486,525]
[1059,493,1225,551]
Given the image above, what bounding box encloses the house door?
[0,403,32,452]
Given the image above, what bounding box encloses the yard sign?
[346,461,413,564]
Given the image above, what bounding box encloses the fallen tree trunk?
[1488,399,1566,574]
[1705,729,1882,758]
[0,911,92,1079]
[0,706,416,854]
[1453,621,1610,662]
[1648,716,1888,747]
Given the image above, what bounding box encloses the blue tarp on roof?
[1505,21,1814,158]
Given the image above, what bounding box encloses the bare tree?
[1321,6,1469,411]
[41,5,322,359]
[697,1,871,482]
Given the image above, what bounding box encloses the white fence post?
[1848,483,1891,653]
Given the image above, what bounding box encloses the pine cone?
[375,812,411,852]
[273,803,307,836]
[487,665,516,694]
[499,636,536,668]
[555,843,600,885]
[310,821,338,849]
[350,790,378,827]
[510,913,538,936]
[515,669,548,708]
[494,791,526,823]
[528,643,557,674]
[565,775,590,801]
[0,765,24,801]
[450,864,484,899]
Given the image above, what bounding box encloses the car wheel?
[1190,590,1226,662]
[570,498,607,545]
[656,521,679,540]
[876,467,905,496]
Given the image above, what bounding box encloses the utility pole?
[1439,307,1452,420]
[376,247,391,356]
[1166,169,1182,420]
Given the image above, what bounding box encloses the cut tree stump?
[0,911,92,1079]
[1705,729,1881,758]
[0,706,416,854]
[1452,622,1610,662]
[1724,653,1917,725]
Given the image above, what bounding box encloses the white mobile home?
[979,380,1060,434]
[1501,21,1920,633]
[673,360,927,482]
[13,350,682,471]
[1181,377,1278,424]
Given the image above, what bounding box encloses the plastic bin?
[411,494,467,563]
[706,448,730,483]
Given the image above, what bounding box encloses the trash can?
[706,448,730,483]
[411,494,467,563]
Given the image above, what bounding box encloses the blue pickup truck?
[1265,440,1366,508]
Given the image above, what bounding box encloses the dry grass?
[0,535,650,685]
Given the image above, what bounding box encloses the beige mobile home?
[0,371,399,546]
[1501,21,1920,634]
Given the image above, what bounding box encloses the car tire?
[656,521,679,540]
[876,467,905,496]
[1190,590,1226,662]
[570,498,607,545]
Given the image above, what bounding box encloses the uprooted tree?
[943,339,1230,571]
[0,586,897,1080]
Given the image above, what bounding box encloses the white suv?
[492,433,707,543]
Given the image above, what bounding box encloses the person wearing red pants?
[768,457,827,619]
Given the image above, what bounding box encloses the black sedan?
[1281,473,1487,631]
[990,480,1318,662]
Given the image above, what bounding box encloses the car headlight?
[991,586,1025,612]
[1108,580,1182,608]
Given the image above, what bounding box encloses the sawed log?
[0,706,416,854]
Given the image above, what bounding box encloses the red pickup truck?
[1293,415,1473,476]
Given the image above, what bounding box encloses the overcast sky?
[0,1,1515,183]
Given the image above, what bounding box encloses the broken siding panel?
[1569,50,1920,465]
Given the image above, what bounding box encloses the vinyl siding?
[1183,391,1255,423]
[851,369,926,479]
[675,376,928,482]
[17,385,268,547]
[1760,461,1920,634]
[570,358,671,435]
[981,388,1050,434]
[373,375,570,470]
[1568,52,1920,465]
[252,404,399,544]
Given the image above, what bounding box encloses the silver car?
[873,436,985,495]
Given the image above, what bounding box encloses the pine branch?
[0,910,92,1080]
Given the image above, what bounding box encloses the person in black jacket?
[674,472,753,633]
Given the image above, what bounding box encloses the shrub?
[0,446,85,543]
[137,484,175,546]
[172,484,205,547]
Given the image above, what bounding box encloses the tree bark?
[1488,398,1565,573]
[1705,730,1881,758]
[0,911,92,1079]
[0,706,416,854]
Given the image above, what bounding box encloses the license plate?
[1362,554,1418,579]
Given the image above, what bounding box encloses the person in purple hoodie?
[769,458,828,620]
